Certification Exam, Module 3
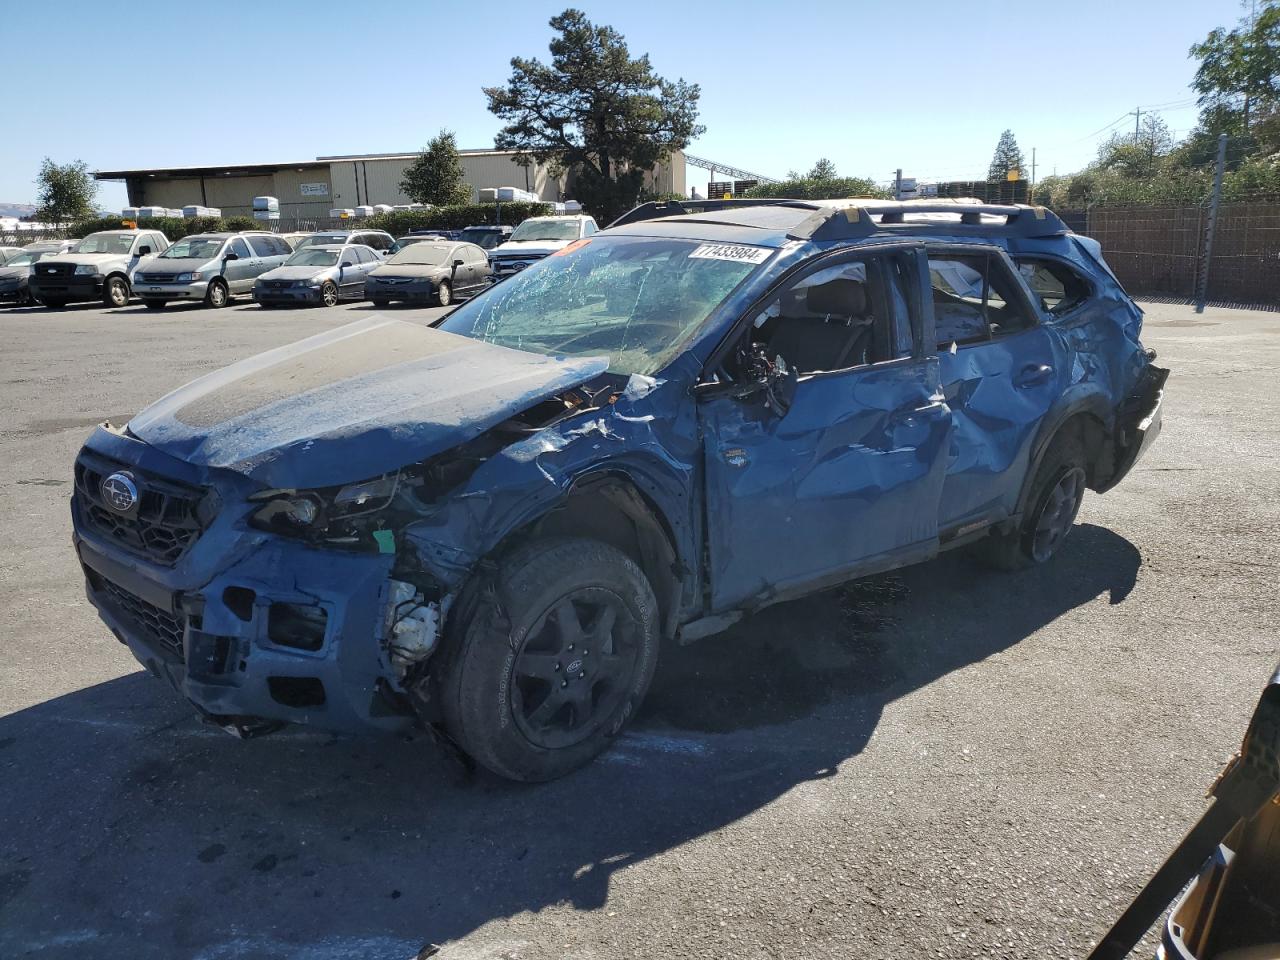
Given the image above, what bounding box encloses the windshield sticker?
[550,238,592,257]
[688,243,772,264]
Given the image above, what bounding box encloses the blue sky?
[3,0,1244,210]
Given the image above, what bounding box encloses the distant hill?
[0,202,37,219]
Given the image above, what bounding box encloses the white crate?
[252,196,279,211]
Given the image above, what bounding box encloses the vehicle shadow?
[0,523,1141,959]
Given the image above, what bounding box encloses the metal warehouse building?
[95,148,686,219]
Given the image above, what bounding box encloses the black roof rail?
[609,198,1071,239]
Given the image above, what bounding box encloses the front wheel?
[437,537,660,782]
[103,276,130,308]
[320,281,339,307]
[204,279,229,309]
[982,431,1087,570]
[433,280,451,307]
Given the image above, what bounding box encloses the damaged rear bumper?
[1098,363,1170,493]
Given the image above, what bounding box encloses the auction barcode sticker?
[688,243,773,264]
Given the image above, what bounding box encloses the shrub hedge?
[68,201,558,240]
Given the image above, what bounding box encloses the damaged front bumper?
[71,430,438,735]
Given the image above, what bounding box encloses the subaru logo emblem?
[101,472,139,512]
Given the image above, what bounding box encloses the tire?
[40,298,66,309]
[204,279,230,309]
[103,276,130,308]
[981,430,1088,571]
[433,280,451,307]
[437,537,661,782]
[320,281,339,307]
[142,300,166,310]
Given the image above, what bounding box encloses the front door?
[222,237,257,293]
[698,247,953,613]
[926,246,1064,531]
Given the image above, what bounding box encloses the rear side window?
[928,252,1034,347]
[1017,259,1092,316]
[360,232,389,251]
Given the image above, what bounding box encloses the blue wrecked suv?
[71,199,1168,781]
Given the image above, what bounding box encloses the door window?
[247,236,277,257]
[230,238,251,259]
[928,251,1034,347]
[747,254,914,375]
[1016,258,1092,316]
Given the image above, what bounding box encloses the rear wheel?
[437,537,660,782]
[142,300,166,310]
[205,279,229,309]
[434,280,451,307]
[320,281,339,307]
[103,276,129,308]
[982,430,1087,570]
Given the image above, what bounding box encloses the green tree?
[807,158,838,180]
[742,162,887,201]
[1097,113,1174,179]
[34,157,97,225]
[399,130,472,206]
[484,8,704,222]
[1190,2,1280,133]
[987,130,1026,183]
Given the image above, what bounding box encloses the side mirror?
[452,258,464,272]
[137,246,151,256]
[223,252,239,261]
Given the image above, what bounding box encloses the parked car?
[29,229,170,308]
[488,214,598,278]
[133,233,292,309]
[458,224,513,251]
[388,234,444,254]
[292,229,395,258]
[23,238,79,257]
[69,199,1167,782]
[0,248,65,306]
[252,243,379,307]
[364,240,491,306]
[278,232,312,251]
[0,245,23,265]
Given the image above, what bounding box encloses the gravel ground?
[0,297,1275,960]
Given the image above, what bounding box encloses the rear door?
[927,245,1065,533]
[697,244,952,612]
[246,235,285,278]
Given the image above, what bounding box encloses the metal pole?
[1030,147,1036,196]
[894,168,903,201]
[1195,133,1228,313]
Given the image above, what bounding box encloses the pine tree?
[987,130,1027,182]
[399,130,472,206]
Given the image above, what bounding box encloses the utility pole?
[1196,133,1228,314]
[1130,106,1143,138]
[1031,147,1037,196]
[894,168,903,201]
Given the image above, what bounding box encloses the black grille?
[74,454,213,566]
[92,574,185,660]
[265,280,291,289]
[38,262,74,278]
[137,272,178,283]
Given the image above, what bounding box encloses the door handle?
[1015,363,1053,388]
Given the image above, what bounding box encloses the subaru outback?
[70,199,1167,781]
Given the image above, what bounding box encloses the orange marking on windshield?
[551,238,592,257]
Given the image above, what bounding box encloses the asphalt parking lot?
[1,296,1276,960]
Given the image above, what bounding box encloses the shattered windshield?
[438,236,769,376]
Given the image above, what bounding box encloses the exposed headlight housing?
[73,264,99,276]
[248,473,401,549]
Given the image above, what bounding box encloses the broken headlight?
[248,473,401,546]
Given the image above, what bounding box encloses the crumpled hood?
[491,240,570,258]
[127,316,609,488]
[257,264,337,282]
